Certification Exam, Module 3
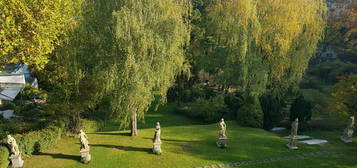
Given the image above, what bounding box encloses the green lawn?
[24,104,357,168]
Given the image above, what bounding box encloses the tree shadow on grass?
[87,132,131,136]
[143,137,198,143]
[34,152,80,162]
[90,144,152,154]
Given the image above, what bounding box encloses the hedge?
[14,121,65,155]
[0,145,9,168]
[185,95,228,122]
[0,120,65,167]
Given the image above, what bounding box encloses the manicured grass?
[24,104,357,168]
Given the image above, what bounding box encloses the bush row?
[0,121,64,168]
[177,88,313,130]
[185,95,228,122]
[13,120,65,155]
[0,145,9,168]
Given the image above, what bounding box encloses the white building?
[0,63,38,101]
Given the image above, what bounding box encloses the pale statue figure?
[287,118,299,149]
[6,135,24,168]
[217,118,227,148]
[7,135,20,156]
[153,122,161,143]
[219,118,227,138]
[78,129,91,163]
[153,122,162,154]
[79,129,89,151]
[341,116,355,143]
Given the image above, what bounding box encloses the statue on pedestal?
[79,130,91,163]
[216,118,227,148]
[153,122,162,154]
[341,116,355,143]
[6,135,24,168]
[287,118,299,149]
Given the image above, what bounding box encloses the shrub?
[13,120,65,155]
[187,95,228,122]
[81,119,104,132]
[329,74,357,117]
[0,100,16,110]
[167,84,215,103]
[0,119,49,137]
[260,94,284,130]
[14,103,42,119]
[236,96,263,128]
[301,89,330,107]
[0,145,9,168]
[19,84,48,101]
[307,61,357,85]
[0,127,8,140]
[224,92,244,112]
[224,92,245,120]
[290,95,312,122]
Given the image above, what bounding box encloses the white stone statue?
[217,118,227,148]
[219,118,227,138]
[287,118,299,149]
[78,130,91,163]
[153,122,162,154]
[341,116,355,143]
[6,135,24,168]
[153,122,161,143]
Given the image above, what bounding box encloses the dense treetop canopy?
[193,0,326,97]
[37,0,191,130]
[2,0,329,130]
[0,0,80,69]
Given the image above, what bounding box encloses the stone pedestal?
[286,136,298,150]
[9,154,24,168]
[340,136,353,143]
[153,142,162,155]
[286,143,298,150]
[341,116,354,143]
[216,137,227,148]
[80,150,91,164]
[341,128,353,143]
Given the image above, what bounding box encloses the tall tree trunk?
[131,111,138,136]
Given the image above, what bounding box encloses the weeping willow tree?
[109,0,191,136]
[257,0,327,95]
[38,0,191,134]
[37,0,124,132]
[189,0,326,127]
[201,0,326,95]
[204,0,266,95]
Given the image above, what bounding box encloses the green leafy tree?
[110,0,191,135]
[190,0,326,94]
[0,0,80,69]
[184,0,326,127]
[38,0,191,135]
[329,75,357,117]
